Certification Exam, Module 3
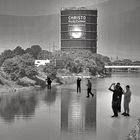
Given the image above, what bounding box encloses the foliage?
[52,50,110,75]
[13,46,25,57]
[24,45,42,59]
[2,53,37,80]
[0,46,25,66]
[37,50,52,60]
[112,59,134,66]
[17,77,36,86]
[0,49,13,66]
[0,44,113,79]
[43,63,57,79]
[25,48,32,54]
[30,45,42,59]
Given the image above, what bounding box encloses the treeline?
[0,45,44,81]
[0,45,43,66]
[0,45,111,83]
[51,50,111,76]
[112,59,140,66]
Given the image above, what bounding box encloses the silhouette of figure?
[46,77,52,89]
[116,82,124,112]
[109,83,120,117]
[122,85,131,117]
[86,79,94,98]
[77,77,81,93]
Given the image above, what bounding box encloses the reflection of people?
[122,85,131,117]
[108,83,120,117]
[86,79,94,98]
[77,77,81,93]
[46,77,52,89]
[116,83,124,112]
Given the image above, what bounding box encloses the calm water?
[0,72,140,140]
[96,72,140,140]
[0,82,96,140]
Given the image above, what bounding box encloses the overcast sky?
[0,0,140,60]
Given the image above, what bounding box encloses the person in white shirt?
[122,85,131,116]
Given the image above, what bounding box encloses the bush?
[43,64,57,79]
[52,50,111,75]
[17,77,36,86]
[2,53,37,80]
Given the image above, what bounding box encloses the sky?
[0,0,140,60]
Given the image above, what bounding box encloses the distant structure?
[61,7,98,53]
[35,59,50,67]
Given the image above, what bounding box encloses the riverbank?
[0,85,37,96]
[0,73,108,96]
[0,79,61,96]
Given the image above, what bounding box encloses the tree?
[2,53,37,80]
[0,49,13,66]
[12,46,25,56]
[122,59,132,65]
[21,53,35,66]
[37,50,52,60]
[2,56,22,80]
[25,48,32,54]
[30,45,42,59]
[52,51,71,69]
[43,64,57,79]
[52,50,111,75]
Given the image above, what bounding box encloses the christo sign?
[68,16,86,23]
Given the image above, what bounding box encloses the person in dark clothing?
[86,79,94,98]
[116,83,124,112]
[46,77,52,89]
[109,83,120,117]
[77,77,81,93]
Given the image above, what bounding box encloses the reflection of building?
[68,95,85,133]
[61,92,85,133]
[61,89,96,136]
[61,7,97,53]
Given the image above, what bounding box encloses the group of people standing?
[77,77,94,98]
[109,83,131,117]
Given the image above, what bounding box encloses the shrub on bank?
[17,77,36,86]
[2,53,38,80]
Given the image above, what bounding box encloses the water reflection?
[0,87,58,123]
[85,90,96,132]
[0,85,96,140]
[0,93,38,123]
[61,89,96,140]
[43,88,57,105]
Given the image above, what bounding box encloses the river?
[96,72,140,140]
[0,72,140,140]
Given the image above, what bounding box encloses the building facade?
[61,8,97,53]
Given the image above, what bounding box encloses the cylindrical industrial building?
[61,8,97,53]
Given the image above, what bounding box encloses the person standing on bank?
[108,83,120,117]
[77,77,81,93]
[122,85,131,117]
[86,79,94,98]
[46,77,52,89]
[116,83,124,112]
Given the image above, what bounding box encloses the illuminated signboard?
[68,16,86,39]
[68,16,86,23]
